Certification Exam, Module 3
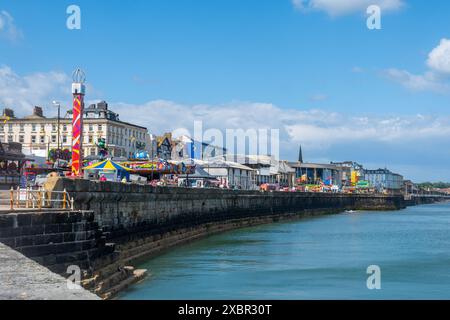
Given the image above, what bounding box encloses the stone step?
[94,266,136,295]
[99,269,148,300]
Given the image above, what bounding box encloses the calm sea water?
[118,202,450,300]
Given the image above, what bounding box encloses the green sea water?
[118,202,450,300]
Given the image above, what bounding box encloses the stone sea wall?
[49,178,405,240]
[1,177,443,299]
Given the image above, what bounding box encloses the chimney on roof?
[33,106,44,117]
[2,108,15,118]
[97,101,108,110]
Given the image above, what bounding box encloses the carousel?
[84,159,131,182]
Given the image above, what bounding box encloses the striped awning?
[84,160,130,172]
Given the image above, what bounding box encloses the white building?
[225,154,296,187]
[363,168,404,194]
[195,158,256,190]
[0,103,149,159]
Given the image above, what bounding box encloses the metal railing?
[4,187,74,211]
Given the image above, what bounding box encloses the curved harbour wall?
[1,177,442,299]
[45,178,408,298]
[49,178,405,239]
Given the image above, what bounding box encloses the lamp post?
[52,101,61,163]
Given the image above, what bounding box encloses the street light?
[52,101,61,163]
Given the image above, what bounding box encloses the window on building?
[19,124,25,132]
[90,148,96,156]
[52,124,57,132]
[89,124,94,132]
[41,136,46,144]
[51,135,56,143]
[32,124,36,132]
[8,124,12,131]
[7,135,13,142]
[0,135,4,142]
[63,124,67,132]
[0,125,3,131]
[98,124,102,132]
[31,135,36,144]
[62,135,67,143]
[19,135,24,143]
[88,136,93,144]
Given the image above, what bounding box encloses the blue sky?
[1,0,450,181]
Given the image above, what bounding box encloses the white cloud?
[385,38,450,93]
[0,66,70,115]
[108,100,450,152]
[0,11,23,42]
[384,69,449,93]
[427,38,450,74]
[292,0,404,16]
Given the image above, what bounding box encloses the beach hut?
[84,159,130,182]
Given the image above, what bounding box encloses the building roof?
[178,166,216,179]
[194,158,255,171]
[156,133,173,147]
[174,135,228,152]
[288,161,340,170]
[365,168,403,177]
[278,161,296,174]
[225,154,275,166]
[2,106,148,130]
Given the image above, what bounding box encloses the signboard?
[19,189,27,201]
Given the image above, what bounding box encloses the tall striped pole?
[71,69,86,176]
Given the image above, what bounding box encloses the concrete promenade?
[0,242,99,300]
